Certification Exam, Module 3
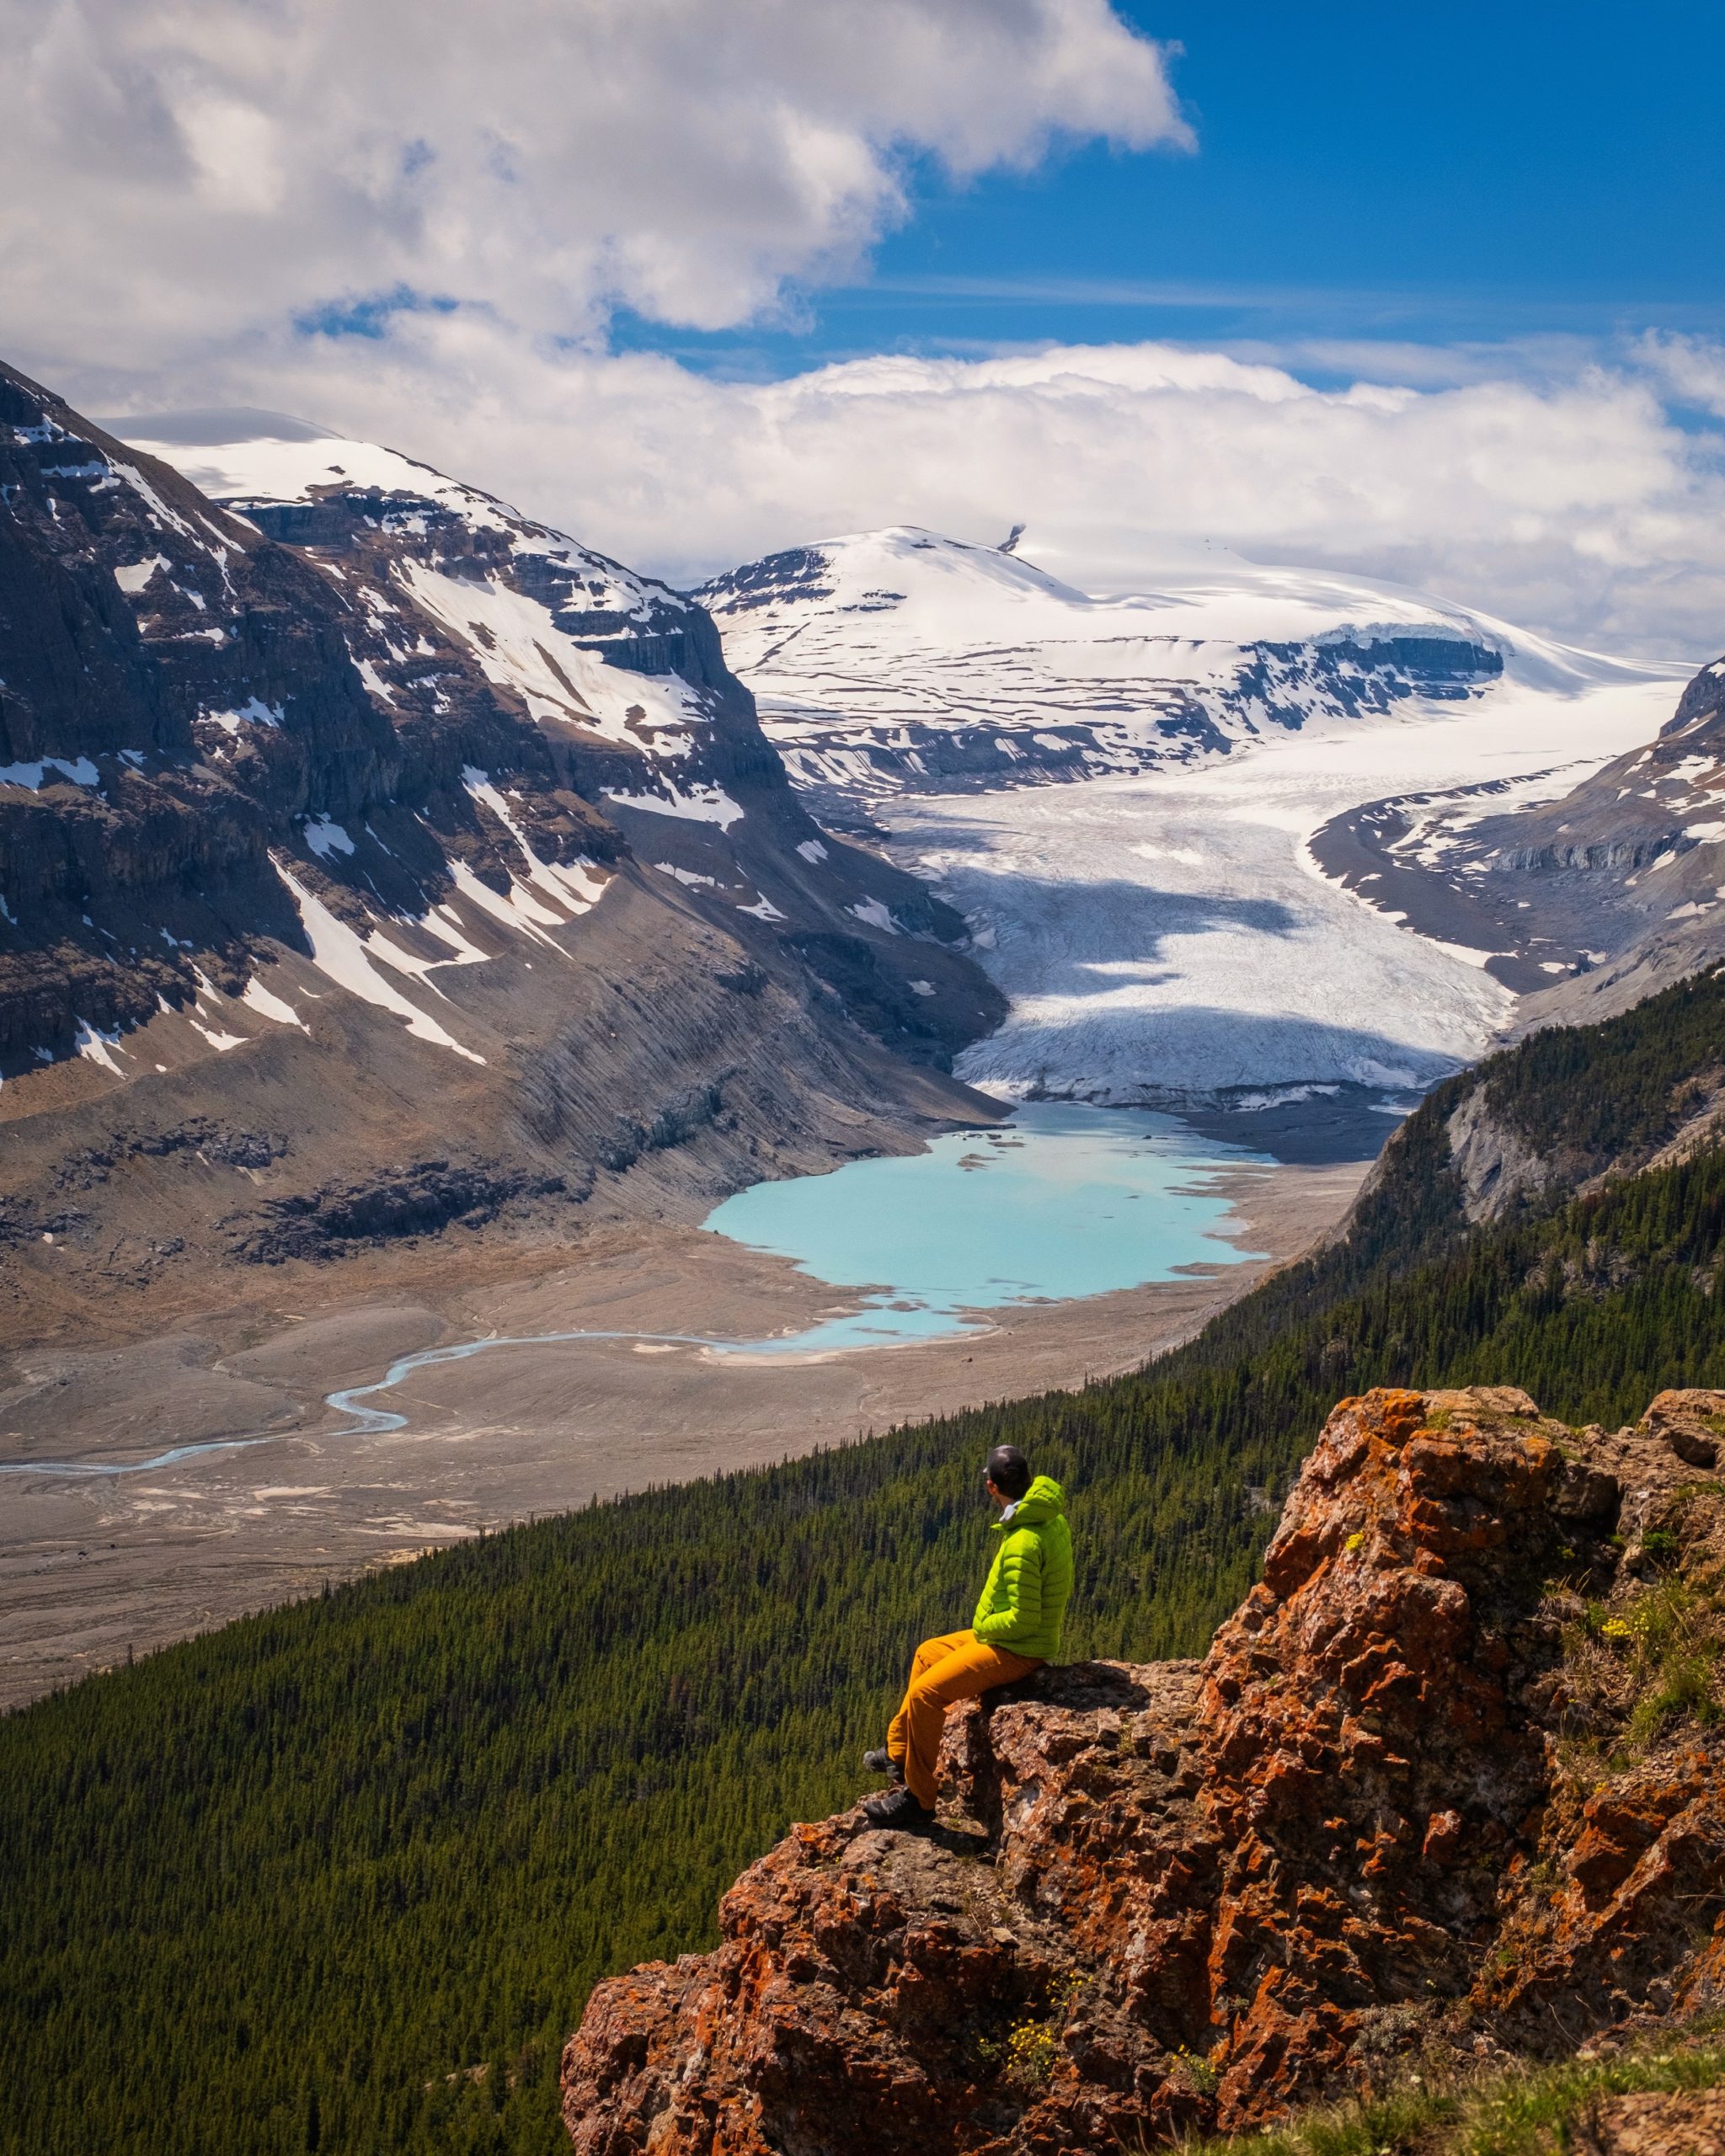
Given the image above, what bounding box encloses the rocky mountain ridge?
[1486,656,1725,1033]
[1310,653,1725,1012]
[0,369,1001,1343]
[562,1383,1725,2153]
[1325,957,1725,1235]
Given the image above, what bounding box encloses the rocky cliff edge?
[562,1385,1725,2152]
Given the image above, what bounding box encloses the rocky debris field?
[563,1385,1725,2153]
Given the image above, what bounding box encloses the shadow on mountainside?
[932,863,1305,967]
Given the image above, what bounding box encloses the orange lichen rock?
[562,1388,1725,2153]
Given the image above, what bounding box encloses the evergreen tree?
[4,969,1724,2156]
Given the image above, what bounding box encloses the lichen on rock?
[561,1386,1725,2152]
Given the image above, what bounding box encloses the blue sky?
[13,0,1720,647]
[615,0,1725,376]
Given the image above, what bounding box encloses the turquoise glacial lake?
[697,1101,1271,1355]
[1,1104,1275,1470]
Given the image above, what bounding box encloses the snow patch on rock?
[205,698,282,734]
[604,783,743,830]
[402,563,701,751]
[114,554,168,594]
[461,768,608,917]
[240,976,307,1028]
[303,817,355,858]
[73,1019,125,1075]
[274,860,486,1063]
[0,756,101,789]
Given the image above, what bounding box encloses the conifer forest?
[5,974,1724,2156]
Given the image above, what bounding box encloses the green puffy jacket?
[972,1476,1072,1662]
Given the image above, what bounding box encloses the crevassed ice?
[712,530,1687,780]
[895,670,1681,1104]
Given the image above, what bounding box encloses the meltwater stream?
[3,1105,1270,1470]
[323,1103,1270,1432]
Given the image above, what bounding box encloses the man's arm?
[974,1534,1043,1649]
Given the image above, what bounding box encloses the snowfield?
[884,672,1685,1103]
[699,528,1598,805]
[122,421,672,630]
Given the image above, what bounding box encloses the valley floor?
[6,648,1680,1715]
[0,1145,1363,1709]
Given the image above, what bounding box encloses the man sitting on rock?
[862,1444,1072,1829]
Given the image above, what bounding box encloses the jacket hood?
[994,1475,1065,1530]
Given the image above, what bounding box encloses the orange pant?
[887,1629,1041,1808]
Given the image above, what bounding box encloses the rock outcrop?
[562,1385,1725,2151]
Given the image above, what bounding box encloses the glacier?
[707,527,1690,1105]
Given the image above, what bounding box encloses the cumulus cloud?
[126,320,1725,659]
[1637,332,1725,421]
[0,0,1186,371]
[6,0,1719,658]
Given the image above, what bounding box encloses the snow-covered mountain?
[140,414,723,774]
[694,528,1551,814]
[0,373,1000,1336]
[700,526,1690,1111]
[1321,652,1725,1035]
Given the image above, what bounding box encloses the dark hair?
[985,1444,1032,1501]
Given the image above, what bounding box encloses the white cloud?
[6,0,1720,659]
[117,320,1725,659]
[0,0,1186,371]
[1637,332,1725,420]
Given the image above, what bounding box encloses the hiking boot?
[862,1783,933,1830]
[862,1747,904,1785]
